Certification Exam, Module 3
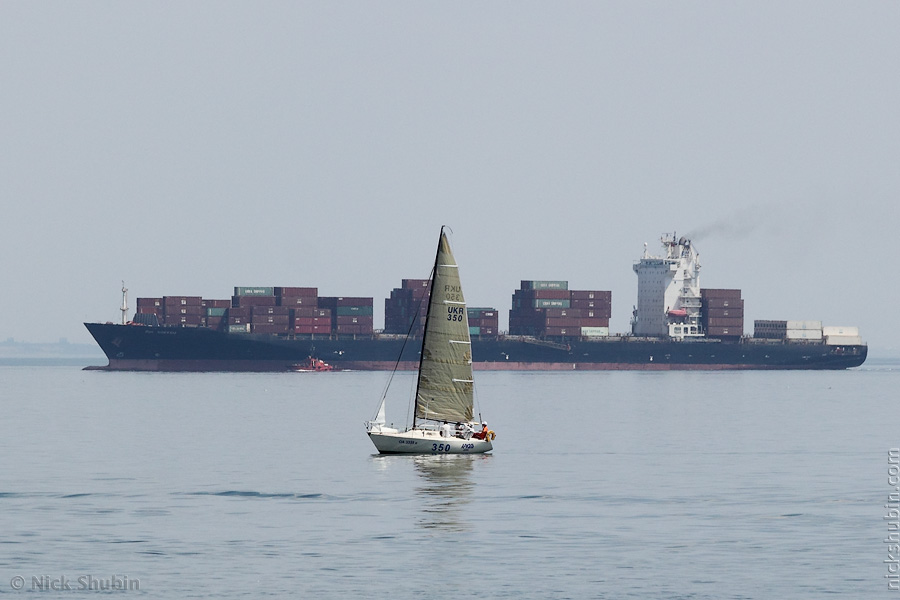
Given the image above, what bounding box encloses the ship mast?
[120,281,129,325]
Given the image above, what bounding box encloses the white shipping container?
[822,326,859,337]
[581,327,610,337]
[786,320,822,330]
[227,323,251,333]
[785,329,824,340]
[825,335,863,345]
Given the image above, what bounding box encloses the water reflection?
[412,455,477,532]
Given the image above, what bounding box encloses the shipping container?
[703,297,744,309]
[165,306,203,317]
[469,326,481,336]
[206,307,227,317]
[227,323,251,333]
[402,279,430,290]
[251,306,291,317]
[516,289,572,300]
[275,287,317,297]
[823,326,859,337]
[232,295,277,308]
[277,296,318,307]
[137,298,162,308]
[292,307,331,318]
[824,335,863,345]
[164,315,203,326]
[252,315,290,325]
[706,326,742,337]
[785,320,822,331]
[201,299,231,309]
[293,324,333,334]
[164,296,202,307]
[206,316,224,330]
[292,317,331,326]
[542,327,581,336]
[336,315,374,326]
[700,289,742,299]
[521,280,568,290]
[335,324,372,335]
[581,327,610,337]
[570,290,612,301]
[706,317,744,327]
[234,287,274,297]
[533,299,571,309]
[704,308,744,319]
[336,305,374,316]
[785,329,824,340]
[569,299,612,314]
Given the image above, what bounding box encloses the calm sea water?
[1,362,898,598]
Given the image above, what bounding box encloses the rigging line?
[378,263,435,411]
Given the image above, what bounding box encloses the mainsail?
[414,231,474,424]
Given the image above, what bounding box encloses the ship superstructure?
[632,234,702,339]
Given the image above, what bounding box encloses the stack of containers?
[753,320,828,341]
[823,326,862,346]
[319,296,374,335]
[250,305,291,334]
[135,297,163,326]
[230,287,276,333]
[785,320,823,341]
[754,320,787,339]
[467,308,499,337]
[202,299,230,331]
[700,289,744,339]
[136,297,162,317]
[509,281,611,337]
[384,279,431,335]
[163,296,203,327]
[273,287,331,336]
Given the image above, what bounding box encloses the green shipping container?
[533,299,571,308]
[469,326,481,335]
[234,287,274,296]
[206,307,227,317]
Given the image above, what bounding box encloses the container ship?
[84,234,867,372]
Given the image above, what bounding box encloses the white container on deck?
[786,320,822,330]
[786,329,823,340]
[581,327,610,337]
[825,335,863,345]
[823,326,859,337]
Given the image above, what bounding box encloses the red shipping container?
[202,299,231,309]
[293,324,333,334]
[251,306,291,317]
[275,287,317,297]
[277,296,318,307]
[206,316,224,330]
[570,290,612,301]
[703,298,744,309]
[292,307,331,318]
[232,295,277,307]
[293,317,331,326]
[402,279,430,290]
[137,297,162,308]
[335,315,374,326]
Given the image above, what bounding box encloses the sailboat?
[366,228,495,454]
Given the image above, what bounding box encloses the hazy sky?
[2,2,898,355]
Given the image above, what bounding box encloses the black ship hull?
[83,322,867,371]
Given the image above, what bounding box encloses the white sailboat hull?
[368,428,493,454]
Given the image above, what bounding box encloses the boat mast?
[120,281,129,325]
[412,226,447,431]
